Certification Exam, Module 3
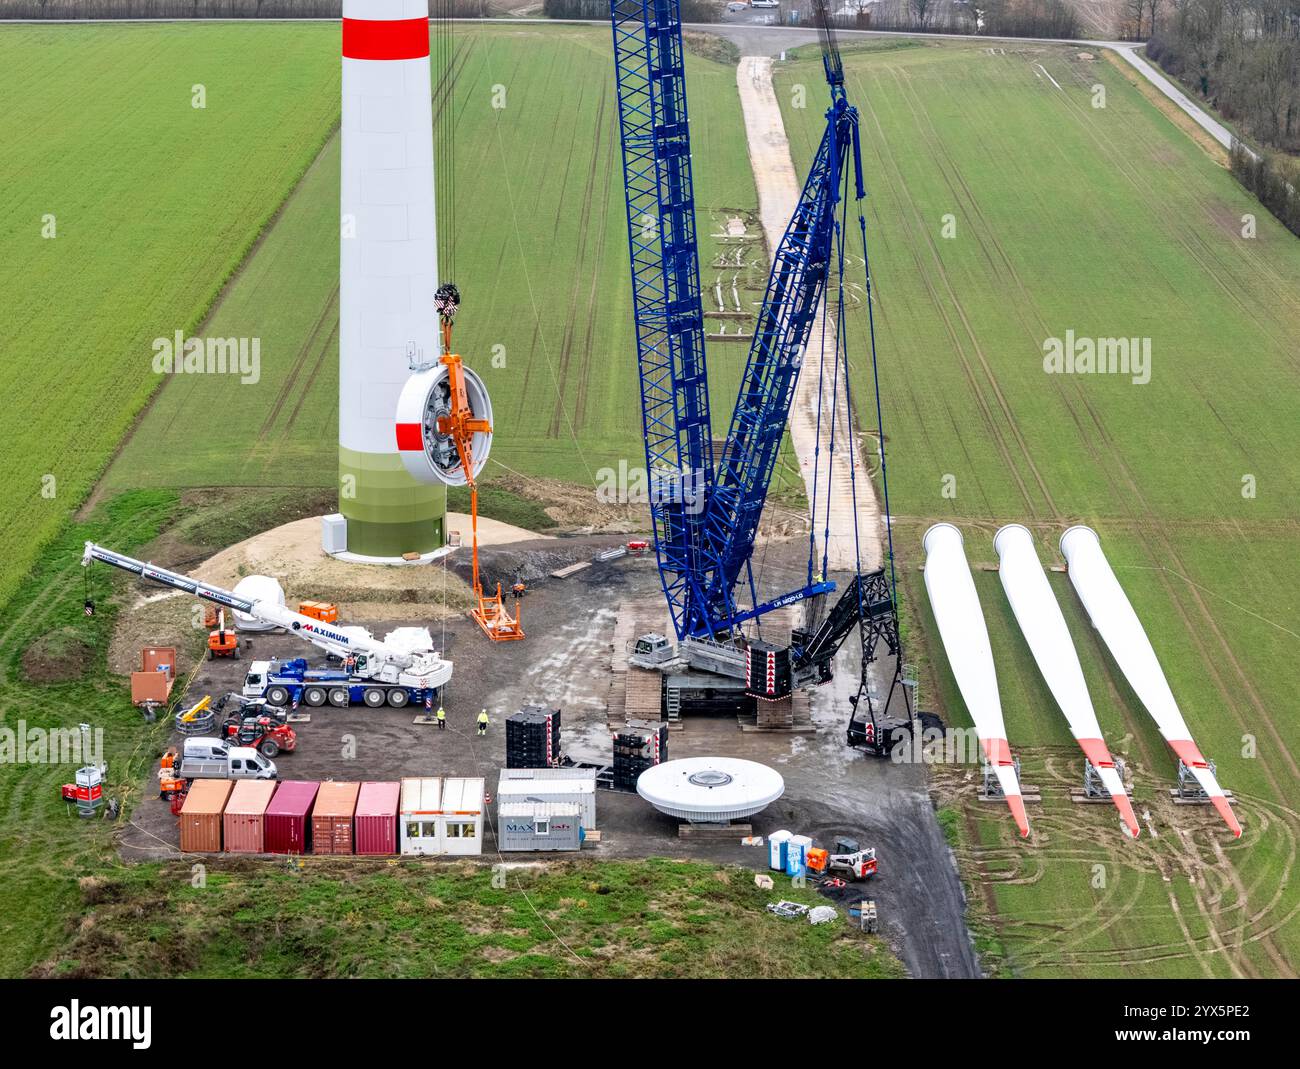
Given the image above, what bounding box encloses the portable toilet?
[769,829,793,871]
[787,834,812,877]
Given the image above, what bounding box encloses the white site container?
[768,829,793,871]
[496,770,597,830]
[400,777,444,856]
[499,802,582,852]
[439,777,485,856]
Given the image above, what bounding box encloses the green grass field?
[0,22,341,608]
[778,40,1300,977]
[101,23,794,499]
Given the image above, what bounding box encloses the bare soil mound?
[22,626,94,683]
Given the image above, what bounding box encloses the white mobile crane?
[81,543,453,706]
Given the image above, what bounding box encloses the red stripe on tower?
[342,17,430,61]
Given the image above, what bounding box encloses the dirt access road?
[736,55,884,573]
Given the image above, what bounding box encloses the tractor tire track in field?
[938,754,1300,975]
[73,121,341,522]
[548,88,606,439]
[1067,57,1300,345]
[866,65,1059,519]
[254,283,339,454]
[883,66,1060,518]
[858,82,1041,519]
[1048,56,1297,374]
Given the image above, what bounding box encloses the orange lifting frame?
[436,349,523,642]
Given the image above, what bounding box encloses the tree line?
[1146,0,1300,154]
[832,0,1078,39]
[1231,141,1300,237]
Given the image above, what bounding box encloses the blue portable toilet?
[769,829,792,871]
[787,834,812,877]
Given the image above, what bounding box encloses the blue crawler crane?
[608,0,915,751]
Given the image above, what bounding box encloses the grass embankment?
[41,855,901,979]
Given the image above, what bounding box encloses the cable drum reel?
[395,361,494,486]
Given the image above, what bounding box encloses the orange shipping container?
[312,781,360,855]
[179,779,234,853]
[222,779,278,854]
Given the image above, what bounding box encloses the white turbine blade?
[924,524,1030,837]
[1060,526,1240,838]
[995,524,1139,838]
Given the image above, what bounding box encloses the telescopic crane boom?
[80,542,453,689]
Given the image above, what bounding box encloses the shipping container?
[499,802,582,852]
[355,781,400,855]
[179,778,233,853]
[495,769,597,830]
[264,780,318,854]
[222,779,277,853]
[312,781,360,855]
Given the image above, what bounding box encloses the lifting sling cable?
[818,150,848,586]
[807,278,829,589]
[834,166,871,638]
[857,195,899,601]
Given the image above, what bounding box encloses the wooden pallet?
[625,667,662,719]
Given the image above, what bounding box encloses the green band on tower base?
[339,446,444,557]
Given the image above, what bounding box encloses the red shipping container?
[223,779,278,854]
[312,781,360,855]
[354,781,401,855]
[178,778,233,853]
[264,780,319,855]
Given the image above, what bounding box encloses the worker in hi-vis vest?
[436,706,446,730]
[477,709,490,736]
